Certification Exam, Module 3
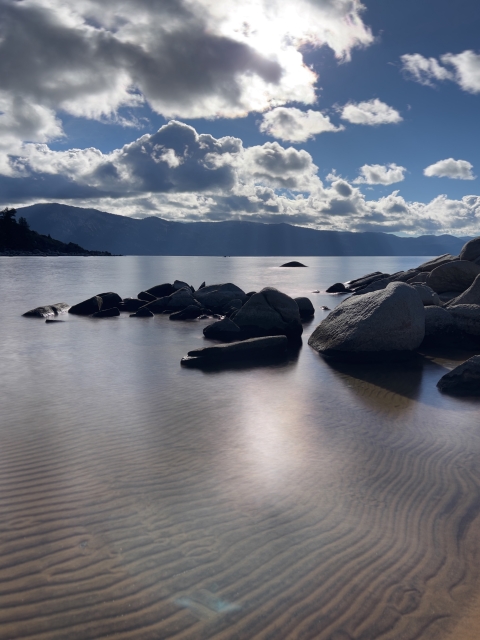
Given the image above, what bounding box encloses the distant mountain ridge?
[17,203,472,257]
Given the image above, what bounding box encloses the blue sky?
[1,0,480,235]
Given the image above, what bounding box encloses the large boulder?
[448,305,480,337]
[173,280,193,292]
[203,317,242,341]
[445,274,480,307]
[194,283,247,312]
[181,336,288,367]
[412,284,441,306]
[426,260,480,293]
[68,296,102,315]
[421,306,478,347]
[294,297,315,318]
[23,302,70,317]
[138,291,157,302]
[459,237,480,262]
[346,272,389,291]
[145,283,175,298]
[416,254,458,272]
[121,298,146,312]
[97,292,122,309]
[233,287,303,340]
[308,282,425,358]
[437,356,480,395]
[407,273,429,284]
[92,307,120,318]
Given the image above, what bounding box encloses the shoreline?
[0,250,115,256]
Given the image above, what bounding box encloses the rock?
[194,283,247,312]
[352,278,391,296]
[97,292,122,309]
[445,274,480,307]
[280,261,307,267]
[173,280,193,292]
[422,306,462,346]
[326,283,348,293]
[146,288,201,313]
[448,305,480,336]
[198,281,206,290]
[146,283,175,298]
[308,282,425,358]
[459,237,480,262]
[181,336,288,367]
[122,298,146,312]
[412,284,441,306]
[138,291,157,302]
[394,269,422,283]
[222,298,243,312]
[45,319,65,323]
[233,287,303,340]
[438,291,459,304]
[169,305,204,320]
[23,302,70,317]
[68,296,102,315]
[407,273,429,284]
[437,356,480,395]
[203,317,242,340]
[294,297,315,318]
[131,307,154,317]
[426,260,480,293]
[92,307,120,318]
[416,254,458,272]
[345,272,386,291]
[321,306,330,310]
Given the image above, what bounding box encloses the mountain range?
[17,203,472,257]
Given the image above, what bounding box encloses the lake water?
[1,255,480,640]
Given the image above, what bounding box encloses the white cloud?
[340,99,402,125]
[424,158,475,180]
[354,163,406,185]
[400,54,454,87]
[259,107,344,142]
[441,50,480,94]
[401,50,480,94]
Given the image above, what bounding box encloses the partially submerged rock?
[181,336,288,367]
[68,296,102,315]
[146,283,175,298]
[326,283,348,293]
[194,283,247,312]
[233,287,303,340]
[203,317,242,341]
[437,356,480,395]
[131,306,154,317]
[294,297,315,318]
[280,261,307,267]
[308,282,425,358]
[169,305,204,320]
[145,288,201,313]
[122,298,146,312]
[23,302,70,317]
[345,272,388,291]
[92,307,120,318]
[426,260,480,293]
[97,292,122,309]
[138,291,157,302]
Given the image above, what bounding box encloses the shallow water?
[1,255,480,640]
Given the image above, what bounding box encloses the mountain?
[17,203,472,257]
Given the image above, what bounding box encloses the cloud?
[259,107,344,142]
[424,158,475,180]
[401,50,480,93]
[340,99,402,125]
[354,163,406,185]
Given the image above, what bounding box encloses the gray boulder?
[459,237,480,262]
[438,291,459,304]
[416,254,458,272]
[294,297,315,318]
[181,336,288,367]
[146,283,175,298]
[346,272,389,291]
[233,287,303,340]
[407,273,429,284]
[448,305,480,336]
[437,356,480,395]
[412,284,441,306]
[169,305,204,320]
[92,307,120,318]
[445,274,480,307]
[203,317,242,341]
[308,282,425,358]
[68,296,102,315]
[97,292,122,309]
[426,260,480,293]
[194,283,247,312]
[23,302,70,317]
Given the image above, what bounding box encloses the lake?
[1,255,480,640]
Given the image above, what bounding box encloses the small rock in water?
[45,319,65,323]
[92,307,120,318]
[131,307,154,317]
[321,306,330,311]
[312,290,320,294]
[326,283,347,293]
[181,336,288,367]
[23,302,70,317]
[437,356,480,396]
[280,261,307,267]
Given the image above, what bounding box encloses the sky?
[1,0,480,236]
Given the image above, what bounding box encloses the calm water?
[1,255,480,640]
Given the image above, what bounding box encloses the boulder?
[412,284,441,306]
[97,292,122,309]
[203,317,242,341]
[326,283,348,293]
[146,283,175,298]
[181,336,288,367]
[422,306,467,347]
[426,260,480,293]
[438,291,459,304]
[92,307,120,318]
[416,254,458,272]
[437,356,480,396]
[280,261,307,267]
[169,305,204,320]
[345,272,388,291]
[23,302,70,317]
[222,298,243,312]
[173,280,193,292]
[233,287,303,340]
[448,305,480,337]
[122,298,146,312]
[194,283,247,312]
[445,274,480,307]
[308,282,425,358]
[459,237,480,262]
[407,273,429,284]
[68,296,102,315]
[131,307,154,317]
[294,297,315,318]
[345,271,382,287]
[198,281,206,290]
[145,288,201,313]
[138,291,157,302]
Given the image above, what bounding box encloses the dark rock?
[45,319,65,323]
[438,291,459,304]
[173,280,194,293]
[345,272,385,290]
[92,307,120,318]
[246,291,256,297]
[448,305,480,337]
[169,305,204,320]
[23,302,70,317]
[146,283,175,298]
[280,261,307,267]
[181,336,288,367]
[321,306,330,311]
[68,296,102,315]
[233,287,303,340]
[97,292,122,309]
[459,237,480,262]
[294,297,315,318]
[326,283,348,293]
[194,283,247,312]
[445,274,480,307]
[203,317,242,341]
[437,356,480,395]
[131,307,154,317]
[426,260,480,293]
[411,284,441,306]
[308,282,425,358]
[416,254,458,272]
[138,291,157,302]
[145,288,201,313]
[122,297,146,312]
[198,281,206,290]
[407,273,429,284]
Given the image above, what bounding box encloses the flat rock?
[437,356,480,395]
[426,260,480,293]
[233,287,303,340]
[280,261,307,267]
[416,254,458,272]
[412,284,441,306]
[92,307,120,318]
[68,296,102,315]
[23,302,70,317]
[203,317,242,341]
[445,274,480,307]
[294,297,315,318]
[459,237,480,262]
[181,336,288,367]
[308,282,425,358]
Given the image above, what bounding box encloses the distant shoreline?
[0,250,115,257]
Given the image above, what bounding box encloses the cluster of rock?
[316,236,480,395]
